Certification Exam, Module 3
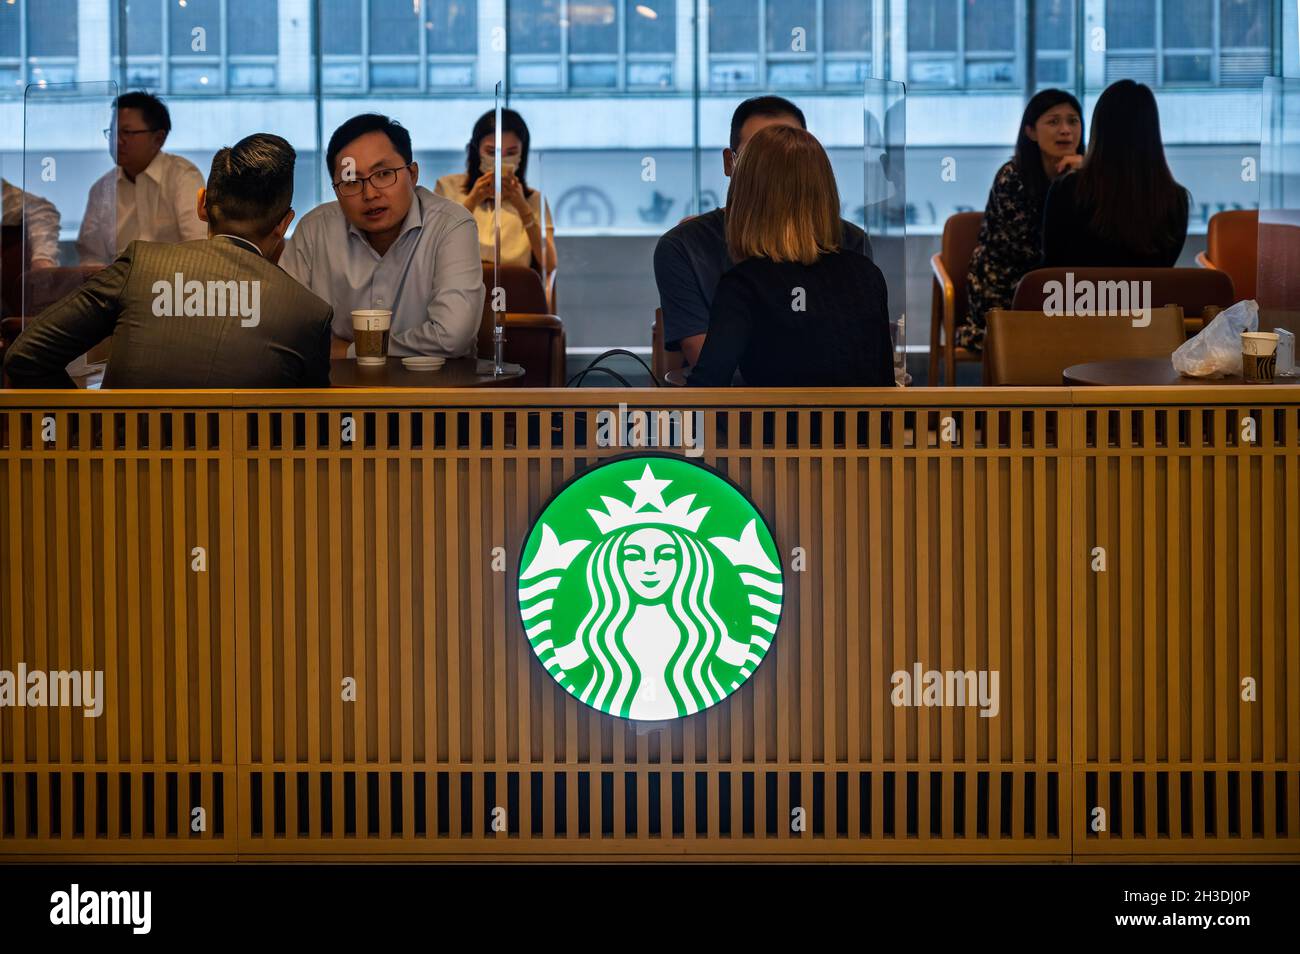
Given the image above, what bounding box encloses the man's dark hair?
[729,96,806,152]
[326,113,412,180]
[205,133,296,236]
[113,91,171,133]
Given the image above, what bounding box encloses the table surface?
[1063,357,1300,387]
[330,356,524,388]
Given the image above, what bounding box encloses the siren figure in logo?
[519,461,783,721]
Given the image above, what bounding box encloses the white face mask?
[480,153,520,175]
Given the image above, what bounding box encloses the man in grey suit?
[3,133,333,389]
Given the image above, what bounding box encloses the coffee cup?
[1242,331,1279,384]
[352,310,392,367]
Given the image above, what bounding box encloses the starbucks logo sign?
[518,455,783,721]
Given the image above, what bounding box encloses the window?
[1034,0,1074,86]
[321,0,478,92]
[508,0,676,91]
[115,0,279,93]
[708,0,872,91]
[1,0,79,90]
[906,0,1019,88]
[1104,0,1271,87]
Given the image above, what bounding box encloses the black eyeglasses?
[103,126,157,140]
[333,164,412,197]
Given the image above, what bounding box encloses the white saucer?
[401,356,446,371]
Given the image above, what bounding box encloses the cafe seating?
[1196,209,1258,302]
[482,263,549,316]
[983,304,1185,386]
[1012,266,1235,337]
[928,211,984,386]
[476,311,566,387]
[478,264,563,385]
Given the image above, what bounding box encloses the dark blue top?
[686,250,894,388]
[653,207,873,352]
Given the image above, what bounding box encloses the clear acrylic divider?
[532,149,550,306]
[23,81,119,380]
[1258,77,1300,347]
[492,81,505,375]
[863,78,908,385]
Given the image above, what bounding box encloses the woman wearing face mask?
[959,88,1084,352]
[435,108,557,274]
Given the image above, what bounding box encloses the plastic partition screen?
[21,82,119,321]
[864,78,907,385]
[1259,77,1300,339]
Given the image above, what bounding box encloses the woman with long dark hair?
[435,108,557,272]
[959,88,1084,351]
[1041,80,1189,267]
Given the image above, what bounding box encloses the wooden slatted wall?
[1071,401,1300,857]
[0,388,1296,861]
[0,404,236,857]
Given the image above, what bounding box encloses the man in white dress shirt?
[281,113,484,359]
[1,178,61,268]
[76,91,207,266]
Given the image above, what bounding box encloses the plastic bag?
[1171,299,1259,378]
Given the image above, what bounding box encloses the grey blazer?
[3,236,333,388]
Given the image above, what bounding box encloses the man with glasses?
[282,113,484,359]
[76,91,207,266]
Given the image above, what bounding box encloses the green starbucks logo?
[518,455,783,721]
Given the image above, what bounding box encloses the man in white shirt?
[1,177,61,268]
[76,91,207,266]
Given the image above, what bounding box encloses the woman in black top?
[1042,80,1189,268]
[961,88,1084,351]
[688,124,893,388]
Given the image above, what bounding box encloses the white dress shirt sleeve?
[20,191,61,263]
[390,214,485,357]
[169,159,208,243]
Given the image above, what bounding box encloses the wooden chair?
[984,305,1185,386]
[1013,266,1235,338]
[481,263,549,316]
[651,307,684,381]
[477,311,566,387]
[929,211,984,386]
[478,264,563,384]
[1196,209,1258,302]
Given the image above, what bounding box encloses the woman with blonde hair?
[687,124,893,387]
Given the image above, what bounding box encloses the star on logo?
[625,464,672,513]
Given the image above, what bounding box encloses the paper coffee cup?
[352,309,392,367]
[1242,331,1279,384]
